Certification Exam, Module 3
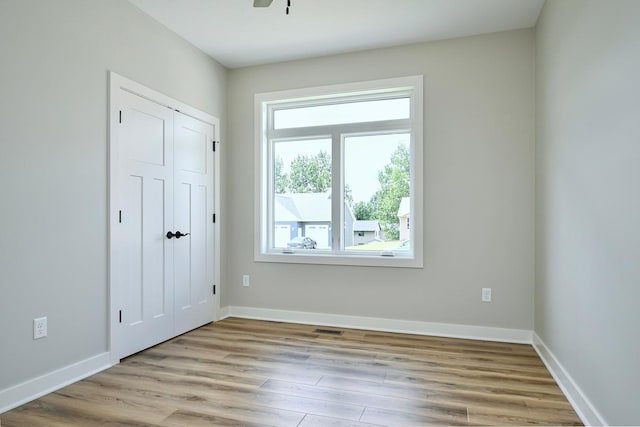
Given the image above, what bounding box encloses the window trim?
[254,76,423,268]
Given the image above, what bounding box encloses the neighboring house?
[275,192,355,248]
[398,197,410,241]
[353,220,382,245]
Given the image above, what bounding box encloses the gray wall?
[3,0,636,421]
[225,30,535,330]
[0,0,226,390]
[535,1,640,425]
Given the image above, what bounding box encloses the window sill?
[254,250,423,268]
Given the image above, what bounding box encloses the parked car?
[287,236,317,249]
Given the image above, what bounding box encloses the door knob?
[166,231,191,239]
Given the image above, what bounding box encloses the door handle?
[166,231,190,239]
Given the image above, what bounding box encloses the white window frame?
[254,76,423,268]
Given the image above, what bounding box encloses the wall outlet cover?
[482,288,492,302]
[33,317,47,339]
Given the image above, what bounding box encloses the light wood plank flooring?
[1,318,582,426]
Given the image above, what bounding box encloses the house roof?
[274,195,303,222]
[275,193,331,222]
[397,197,411,218]
[353,220,381,232]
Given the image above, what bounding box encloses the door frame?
[108,72,221,365]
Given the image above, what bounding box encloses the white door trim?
[108,72,221,365]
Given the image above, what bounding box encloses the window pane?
[344,134,411,254]
[272,139,332,250]
[274,98,410,129]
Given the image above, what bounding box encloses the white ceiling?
[128,0,545,69]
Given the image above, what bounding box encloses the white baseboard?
[218,305,231,320]
[532,333,606,426]
[0,352,111,414]
[221,305,532,344]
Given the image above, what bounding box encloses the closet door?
[110,73,219,362]
[114,90,175,359]
[173,112,215,335]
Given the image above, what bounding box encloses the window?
[255,76,423,267]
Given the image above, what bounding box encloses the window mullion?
[331,132,341,253]
[269,119,410,139]
[266,136,275,252]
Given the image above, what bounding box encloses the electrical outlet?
[242,275,250,287]
[33,317,47,339]
[481,288,492,302]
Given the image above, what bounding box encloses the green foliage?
[353,201,375,220]
[371,144,410,240]
[344,184,354,206]
[288,151,332,193]
[274,157,289,194]
[275,151,332,194]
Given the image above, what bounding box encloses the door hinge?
[213,285,216,295]
[213,140,220,152]
[119,310,122,323]
[118,210,122,223]
[119,110,122,123]
[212,213,216,224]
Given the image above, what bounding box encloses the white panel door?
[173,112,215,335]
[110,73,219,363]
[115,90,175,358]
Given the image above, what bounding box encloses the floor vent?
[313,329,343,335]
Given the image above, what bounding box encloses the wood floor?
[1,318,582,426]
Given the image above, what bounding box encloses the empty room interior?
[0,0,638,426]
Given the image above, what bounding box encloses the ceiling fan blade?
[253,0,274,7]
